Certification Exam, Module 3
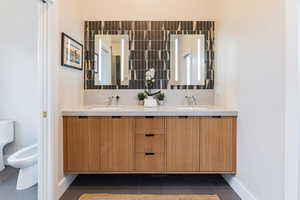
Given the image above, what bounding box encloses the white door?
[37,0,54,200]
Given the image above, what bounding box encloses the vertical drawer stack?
[134,117,165,172]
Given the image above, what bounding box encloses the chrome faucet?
[185,95,198,105]
[106,95,120,105]
[106,96,114,105]
[115,95,120,105]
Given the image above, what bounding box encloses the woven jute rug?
[79,194,221,200]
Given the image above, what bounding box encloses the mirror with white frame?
[94,35,129,86]
[169,34,206,86]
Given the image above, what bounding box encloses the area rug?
[79,194,221,200]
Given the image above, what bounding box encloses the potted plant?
[156,92,165,105]
[144,68,161,107]
[137,92,146,105]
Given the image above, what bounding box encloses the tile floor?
[60,174,240,200]
[0,167,37,200]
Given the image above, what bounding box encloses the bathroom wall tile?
[84,21,215,90]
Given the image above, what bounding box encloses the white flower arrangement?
[145,68,160,96]
[145,68,155,82]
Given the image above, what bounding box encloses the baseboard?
[222,175,258,200]
[57,174,78,199]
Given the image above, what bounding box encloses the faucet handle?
[115,95,120,105]
[106,96,114,105]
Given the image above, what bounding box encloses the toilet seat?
[8,144,38,168]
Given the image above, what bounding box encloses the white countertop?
[62,105,238,117]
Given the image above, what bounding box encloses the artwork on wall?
[94,53,99,73]
[61,32,83,70]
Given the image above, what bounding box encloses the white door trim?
[37,0,55,199]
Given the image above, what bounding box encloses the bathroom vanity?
[62,21,237,175]
[62,106,237,174]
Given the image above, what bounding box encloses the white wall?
[83,0,216,21]
[54,0,85,193]
[284,0,299,199]
[54,1,300,200]
[215,0,288,199]
[0,0,39,157]
[84,90,215,106]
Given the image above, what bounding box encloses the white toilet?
[8,144,38,190]
[0,120,14,172]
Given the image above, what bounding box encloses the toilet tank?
[0,120,14,143]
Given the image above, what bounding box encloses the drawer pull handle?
[145,116,155,118]
[112,116,121,118]
[145,134,155,137]
[145,152,155,156]
[212,116,222,118]
[78,116,88,119]
[179,116,188,118]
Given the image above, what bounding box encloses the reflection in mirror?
[94,35,129,86]
[170,34,205,86]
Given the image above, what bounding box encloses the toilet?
[0,120,14,172]
[8,144,38,190]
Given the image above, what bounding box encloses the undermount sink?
[175,106,209,110]
[89,105,128,111]
[88,105,210,111]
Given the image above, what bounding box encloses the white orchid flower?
[149,68,155,78]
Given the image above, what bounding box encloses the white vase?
[159,100,164,105]
[144,96,157,108]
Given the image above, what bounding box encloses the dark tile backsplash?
[84,21,215,90]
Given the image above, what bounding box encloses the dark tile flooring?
[60,174,240,200]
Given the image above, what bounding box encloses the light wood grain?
[64,116,237,174]
[166,117,200,172]
[64,117,90,172]
[66,171,236,174]
[135,117,164,135]
[100,117,135,172]
[135,134,165,153]
[87,117,102,171]
[135,153,164,172]
[199,117,237,172]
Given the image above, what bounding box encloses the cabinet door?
[166,117,200,172]
[100,117,134,171]
[199,117,237,173]
[64,117,101,172]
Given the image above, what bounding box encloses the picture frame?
[61,32,83,70]
[94,53,99,73]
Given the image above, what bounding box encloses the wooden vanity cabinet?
[99,117,135,172]
[64,117,134,173]
[63,116,236,174]
[63,116,91,172]
[199,117,236,173]
[166,117,200,172]
[134,117,165,172]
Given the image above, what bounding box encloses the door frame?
[37,0,55,199]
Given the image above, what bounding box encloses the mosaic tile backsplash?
[84,21,215,89]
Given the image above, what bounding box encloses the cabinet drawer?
[135,117,164,134]
[135,153,164,172]
[135,134,165,153]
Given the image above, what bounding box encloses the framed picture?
[94,53,99,73]
[61,32,83,70]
